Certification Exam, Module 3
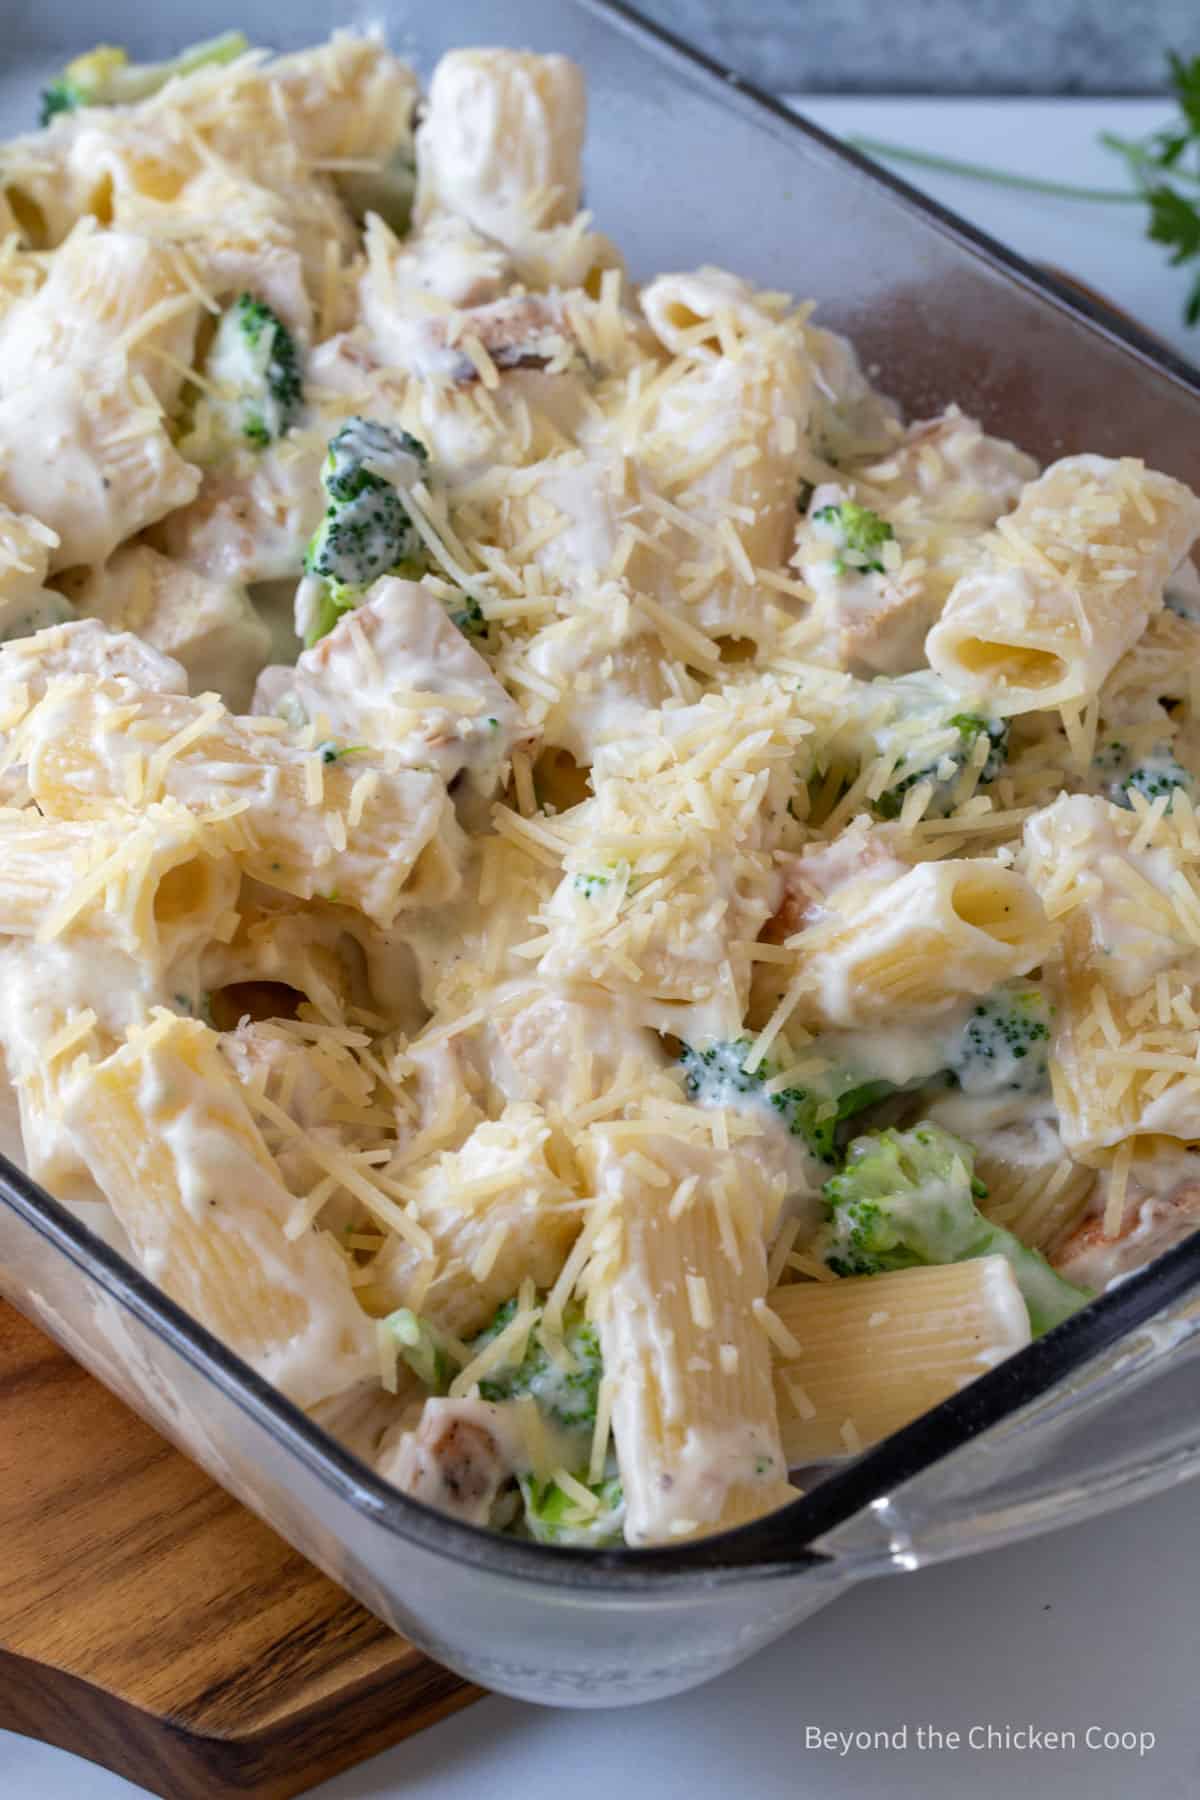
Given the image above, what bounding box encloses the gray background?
[632,1,1196,93]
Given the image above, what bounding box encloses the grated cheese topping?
[0,28,1193,1557]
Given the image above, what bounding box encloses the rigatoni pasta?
[926,455,1200,714]
[971,1122,1097,1254]
[769,1257,1032,1464]
[1023,792,1200,1155]
[581,1126,794,1543]
[61,1012,376,1406]
[414,49,587,249]
[359,1103,583,1339]
[14,678,464,926]
[0,28,1196,1553]
[782,858,1054,1030]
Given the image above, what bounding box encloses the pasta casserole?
[0,31,1198,1549]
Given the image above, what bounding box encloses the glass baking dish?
[3,0,1200,1709]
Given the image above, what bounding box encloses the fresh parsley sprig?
[848,51,1200,327]
[1101,55,1200,323]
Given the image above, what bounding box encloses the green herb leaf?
[850,50,1200,330]
[1167,51,1200,138]
[1147,183,1200,264]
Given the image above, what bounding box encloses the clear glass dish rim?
[4,0,1200,1593]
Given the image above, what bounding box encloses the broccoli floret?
[468,1297,624,1546]
[304,586,356,648]
[445,590,487,640]
[816,671,1008,825]
[40,82,84,126]
[945,986,1052,1098]
[574,872,611,898]
[812,499,895,574]
[818,1123,1092,1335]
[304,479,422,586]
[1124,756,1194,805]
[1094,739,1193,811]
[678,1037,896,1167]
[316,740,367,766]
[39,32,248,126]
[473,1299,603,1433]
[205,293,302,448]
[336,143,418,238]
[518,1468,625,1548]
[954,715,1009,783]
[382,1308,453,1392]
[321,417,427,503]
[302,417,430,646]
[781,1073,898,1164]
[875,710,1009,820]
[678,1038,770,1106]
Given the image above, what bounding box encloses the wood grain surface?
[0,1300,477,1800]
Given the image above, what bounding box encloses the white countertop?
[7,96,1199,1800]
[5,1474,1195,1800]
[803,96,1199,365]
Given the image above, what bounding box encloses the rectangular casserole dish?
[2,0,1200,1707]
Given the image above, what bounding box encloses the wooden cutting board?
[0,1300,478,1799]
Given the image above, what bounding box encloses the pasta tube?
[268,36,420,165]
[255,577,530,800]
[1024,793,1200,1154]
[415,50,586,245]
[582,1126,794,1545]
[926,455,1200,714]
[16,679,463,927]
[636,274,815,638]
[59,1012,375,1407]
[788,858,1054,1029]
[0,369,200,569]
[65,546,270,714]
[0,804,238,969]
[0,797,241,1199]
[973,1120,1097,1253]
[359,1104,582,1339]
[770,1258,1031,1463]
[1099,607,1200,725]
[0,222,203,407]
